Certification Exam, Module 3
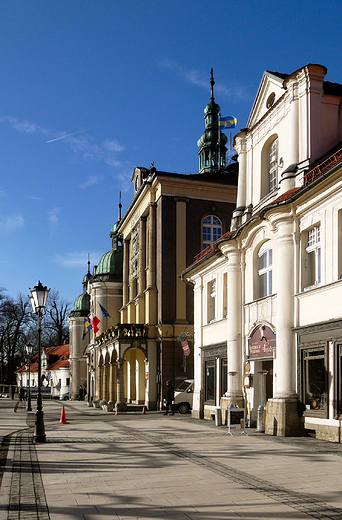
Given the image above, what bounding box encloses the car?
[59,391,70,401]
[163,379,194,414]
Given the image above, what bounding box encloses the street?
[1,399,342,519]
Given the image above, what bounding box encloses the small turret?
[197,69,228,173]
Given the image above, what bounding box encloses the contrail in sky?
[46,129,87,143]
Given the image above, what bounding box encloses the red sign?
[145,371,149,380]
[248,325,276,359]
[180,340,190,356]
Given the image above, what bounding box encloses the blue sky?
[1,1,342,306]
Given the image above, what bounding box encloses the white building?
[16,344,70,399]
[181,64,342,441]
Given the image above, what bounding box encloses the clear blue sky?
[1,1,342,306]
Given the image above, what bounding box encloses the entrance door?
[263,360,273,400]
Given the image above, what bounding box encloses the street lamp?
[25,343,33,412]
[29,281,50,443]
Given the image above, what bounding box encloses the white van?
[171,379,194,414]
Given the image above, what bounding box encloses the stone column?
[145,202,157,325]
[121,239,129,322]
[175,197,188,323]
[116,357,127,411]
[103,363,108,401]
[265,214,300,436]
[219,242,243,407]
[109,362,114,403]
[136,216,146,323]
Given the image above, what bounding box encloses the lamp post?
[29,281,50,443]
[25,343,33,412]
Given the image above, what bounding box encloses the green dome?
[72,291,90,312]
[92,246,123,283]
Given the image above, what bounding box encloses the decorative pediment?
[247,71,287,129]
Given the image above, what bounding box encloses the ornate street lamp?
[29,281,50,443]
[25,343,33,412]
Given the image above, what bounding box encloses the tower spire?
[210,68,215,101]
[197,69,228,173]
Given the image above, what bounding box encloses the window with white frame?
[207,279,216,323]
[306,225,321,287]
[268,138,279,192]
[202,215,222,249]
[258,245,273,298]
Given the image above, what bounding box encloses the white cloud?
[48,207,61,234]
[157,57,246,99]
[80,175,102,189]
[0,214,24,233]
[103,139,125,153]
[0,116,48,135]
[55,251,102,269]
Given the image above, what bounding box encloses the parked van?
[164,379,194,414]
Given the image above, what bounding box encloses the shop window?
[268,138,279,192]
[221,359,228,396]
[202,215,222,249]
[305,225,321,288]
[258,246,273,298]
[207,280,216,323]
[205,360,215,401]
[223,272,227,318]
[302,346,327,413]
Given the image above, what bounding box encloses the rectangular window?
[306,226,321,287]
[66,378,70,386]
[258,248,272,298]
[302,346,327,412]
[221,359,228,396]
[223,272,227,318]
[205,360,215,401]
[207,280,216,323]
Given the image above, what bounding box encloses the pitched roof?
[16,344,70,373]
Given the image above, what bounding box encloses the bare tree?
[42,289,71,347]
[0,293,32,384]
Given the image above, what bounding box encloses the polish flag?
[90,312,100,333]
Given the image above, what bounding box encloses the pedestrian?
[78,385,84,401]
[163,380,174,415]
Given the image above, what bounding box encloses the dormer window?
[268,138,279,192]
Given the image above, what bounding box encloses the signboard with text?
[248,325,276,359]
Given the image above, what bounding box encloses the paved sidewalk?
[1,399,342,519]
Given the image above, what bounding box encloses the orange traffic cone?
[142,406,146,414]
[60,405,67,424]
[115,404,119,415]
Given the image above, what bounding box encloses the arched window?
[202,215,222,249]
[268,138,279,192]
[258,245,273,298]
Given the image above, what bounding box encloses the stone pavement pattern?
[1,399,342,519]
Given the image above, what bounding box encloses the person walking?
[163,380,174,415]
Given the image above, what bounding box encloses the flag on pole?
[90,312,100,333]
[98,303,110,317]
[81,317,92,340]
[219,116,237,130]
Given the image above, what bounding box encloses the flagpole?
[218,112,221,170]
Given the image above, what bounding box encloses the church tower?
[197,69,228,173]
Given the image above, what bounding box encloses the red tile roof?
[16,344,70,373]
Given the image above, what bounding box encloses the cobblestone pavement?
[2,399,342,519]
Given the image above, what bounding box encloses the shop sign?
[180,340,190,356]
[248,325,276,359]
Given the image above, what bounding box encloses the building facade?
[181,64,342,441]
[71,71,238,410]
[16,344,70,399]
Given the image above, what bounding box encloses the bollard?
[256,405,265,432]
[215,407,222,427]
